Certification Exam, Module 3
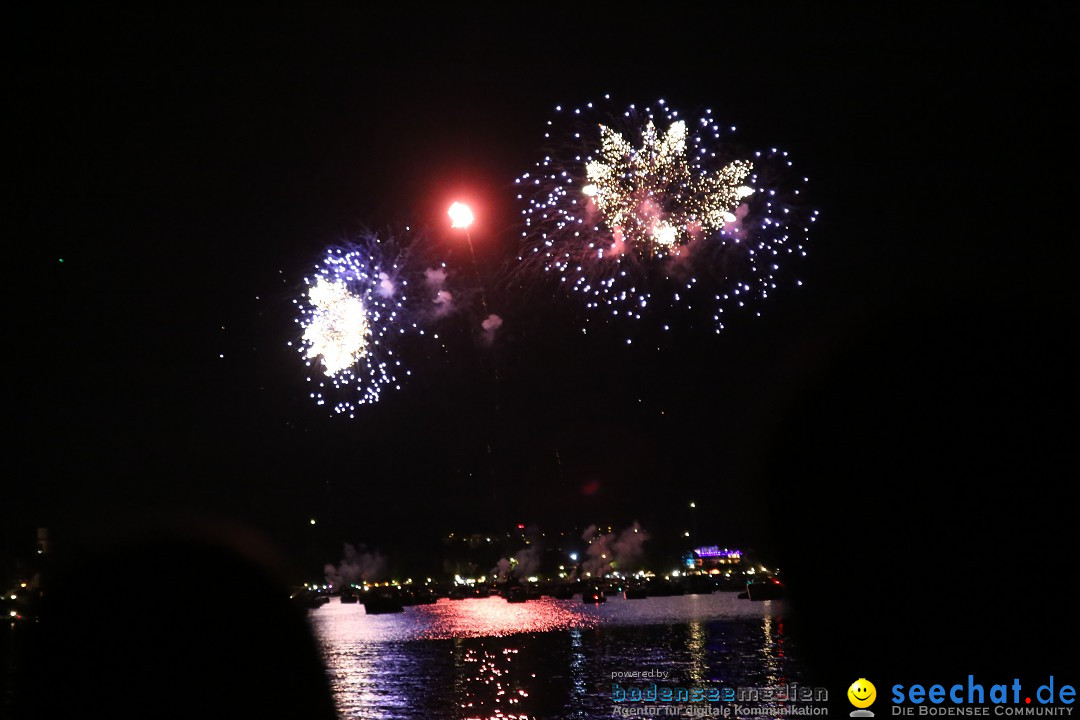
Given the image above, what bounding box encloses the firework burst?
[514,97,816,336]
[292,236,416,416]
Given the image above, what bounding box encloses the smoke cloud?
[580,521,648,577]
[425,266,454,318]
[481,313,503,345]
[324,543,387,589]
[377,271,395,298]
[492,527,543,581]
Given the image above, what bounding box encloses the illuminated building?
[686,546,743,573]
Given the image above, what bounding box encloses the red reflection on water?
[415,597,598,640]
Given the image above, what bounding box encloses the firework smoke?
[324,543,387,588]
[480,313,503,345]
[493,528,543,581]
[424,266,456,319]
[580,521,648,577]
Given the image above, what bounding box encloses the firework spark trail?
[292,235,419,416]
[512,97,817,338]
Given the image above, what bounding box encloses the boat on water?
[684,574,716,595]
[363,588,404,614]
[505,584,527,603]
[290,589,330,609]
[647,579,685,597]
[552,584,574,599]
[339,588,360,604]
[413,588,438,605]
[400,587,437,606]
[744,577,785,600]
[623,584,648,599]
[582,585,606,604]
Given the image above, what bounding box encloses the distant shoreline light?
[693,546,742,559]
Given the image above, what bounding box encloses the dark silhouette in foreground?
[20,522,337,720]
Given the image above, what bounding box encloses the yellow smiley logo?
[848,678,877,709]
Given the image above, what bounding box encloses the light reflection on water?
[309,595,801,720]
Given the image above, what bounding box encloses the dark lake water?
[308,593,805,720]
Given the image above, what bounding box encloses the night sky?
[8,6,1073,676]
